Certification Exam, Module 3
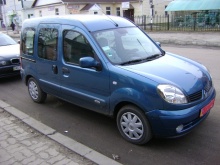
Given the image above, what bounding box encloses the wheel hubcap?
[120,112,144,140]
[29,81,38,100]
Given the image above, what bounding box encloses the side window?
[38,28,58,61]
[63,30,94,65]
[21,28,35,55]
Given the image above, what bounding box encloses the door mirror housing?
[79,57,101,71]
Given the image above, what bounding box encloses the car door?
[60,25,110,114]
[36,24,61,97]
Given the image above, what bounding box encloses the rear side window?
[63,30,94,65]
[38,28,58,61]
[21,28,35,55]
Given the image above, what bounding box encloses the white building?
[1,0,34,28]
[1,0,172,28]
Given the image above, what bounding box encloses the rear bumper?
[146,88,216,138]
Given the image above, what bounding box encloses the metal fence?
[134,14,220,31]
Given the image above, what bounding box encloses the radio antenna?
[100,9,118,27]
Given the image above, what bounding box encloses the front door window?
[63,30,94,65]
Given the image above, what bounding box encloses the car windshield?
[0,33,17,46]
[93,27,162,65]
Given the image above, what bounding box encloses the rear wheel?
[117,105,152,145]
[28,77,47,103]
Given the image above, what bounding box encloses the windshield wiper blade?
[120,54,163,65]
[120,59,143,65]
[145,54,162,61]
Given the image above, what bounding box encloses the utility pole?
[149,0,154,31]
[1,0,8,34]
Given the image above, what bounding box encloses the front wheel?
[28,77,47,103]
[117,105,152,145]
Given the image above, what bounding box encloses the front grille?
[188,80,212,103]
[188,90,202,102]
[0,67,13,73]
[11,58,20,64]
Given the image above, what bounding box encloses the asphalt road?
[0,45,219,165]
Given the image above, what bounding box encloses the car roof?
[22,14,136,32]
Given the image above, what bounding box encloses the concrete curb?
[151,38,220,47]
[0,100,122,165]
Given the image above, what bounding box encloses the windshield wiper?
[120,59,143,65]
[120,54,163,66]
[144,54,162,61]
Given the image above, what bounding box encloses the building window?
[28,14,33,19]
[94,11,98,14]
[106,7,111,15]
[39,10,42,17]
[55,8,59,15]
[116,7,120,16]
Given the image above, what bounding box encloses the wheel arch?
[25,75,33,86]
[113,101,147,119]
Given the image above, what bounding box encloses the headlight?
[0,61,7,66]
[157,84,187,104]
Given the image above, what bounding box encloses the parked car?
[20,15,216,145]
[0,33,20,78]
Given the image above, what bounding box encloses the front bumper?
[146,88,216,138]
[0,65,21,78]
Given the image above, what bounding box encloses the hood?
[0,44,20,59]
[119,53,210,94]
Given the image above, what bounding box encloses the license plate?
[200,99,215,117]
[13,66,21,71]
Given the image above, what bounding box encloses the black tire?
[27,77,47,103]
[117,105,152,145]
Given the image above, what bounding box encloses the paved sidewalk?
[2,30,20,39]
[0,100,122,165]
[148,31,220,47]
[0,109,95,165]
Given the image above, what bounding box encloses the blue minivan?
[20,15,216,144]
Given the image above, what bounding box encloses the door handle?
[52,65,58,74]
[62,67,70,74]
